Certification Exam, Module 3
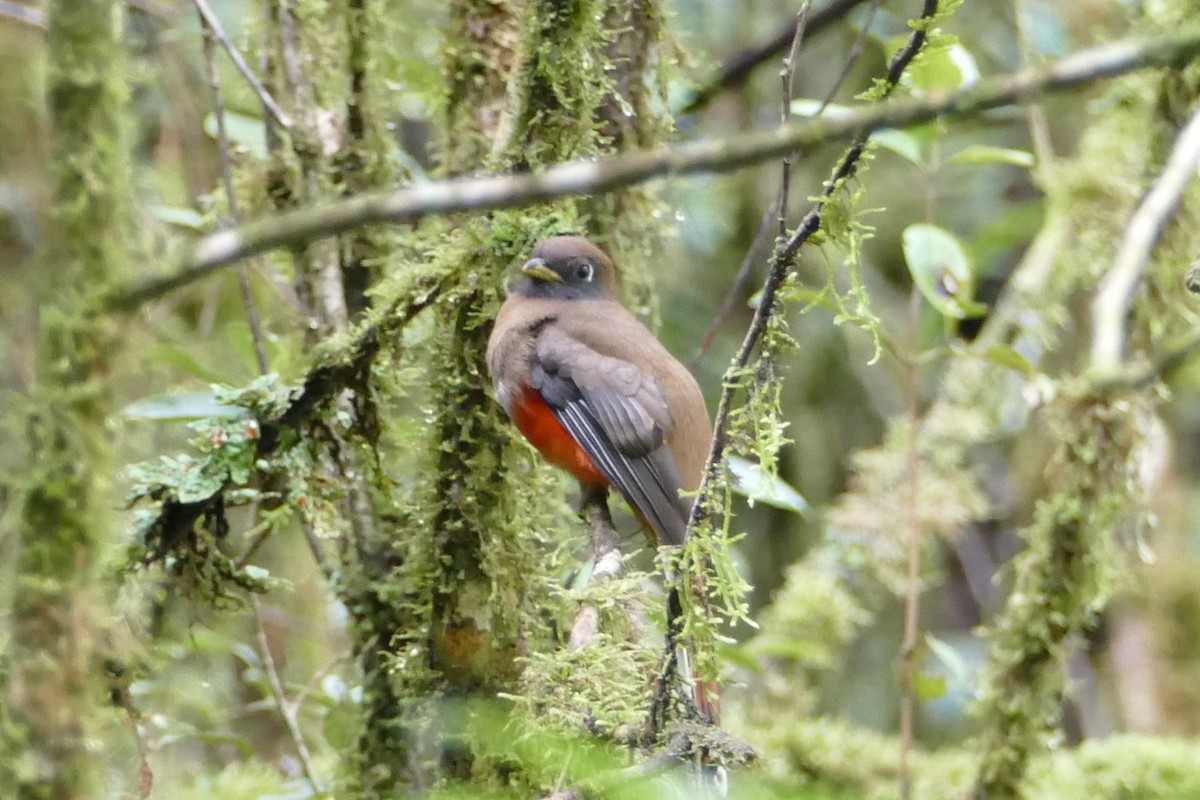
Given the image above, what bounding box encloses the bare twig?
[1091,103,1200,377]
[0,0,171,29]
[1012,0,1055,167]
[251,597,324,792]
[101,30,1200,310]
[679,0,874,115]
[692,0,858,365]
[1091,326,1200,393]
[817,0,884,113]
[204,18,328,774]
[690,200,778,365]
[199,10,271,374]
[779,3,812,237]
[0,0,43,29]
[899,127,943,799]
[191,0,293,130]
[690,0,944,534]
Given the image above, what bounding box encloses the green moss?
[973,391,1153,798]
[3,1,133,796]
[757,718,1200,800]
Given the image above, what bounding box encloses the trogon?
[486,235,717,716]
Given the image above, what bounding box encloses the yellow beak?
[521,258,562,283]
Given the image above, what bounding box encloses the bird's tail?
[669,586,721,724]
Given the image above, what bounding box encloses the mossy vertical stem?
[4,0,132,796]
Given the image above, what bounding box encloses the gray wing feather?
[533,329,689,545]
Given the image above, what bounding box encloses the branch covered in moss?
[128,269,450,574]
[689,0,941,531]
[1091,102,1200,378]
[104,28,1200,308]
[972,393,1152,799]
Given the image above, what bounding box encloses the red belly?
[510,385,607,487]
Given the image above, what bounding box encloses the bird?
[486,235,712,548]
[486,234,717,720]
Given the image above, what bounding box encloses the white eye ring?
[575,262,593,282]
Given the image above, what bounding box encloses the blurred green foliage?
[3,0,1200,798]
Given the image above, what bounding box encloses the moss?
[758,717,1200,800]
[3,0,133,796]
[973,391,1153,798]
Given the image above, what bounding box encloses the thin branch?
[1091,102,1200,377]
[779,3,812,237]
[251,596,324,792]
[1092,327,1200,393]
[900,126,943,799]
[0,0,171,29]
[0,0,43,29]
[191,0,293,130]
[679,0,874,115]
[692,0,859,365]
[101,29,1200,311]
[200,10,271,374]
[817,0,884,113]
[690,0,943,533]
[1013,0,1055,167]
[690,199,778,365]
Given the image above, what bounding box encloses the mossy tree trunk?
[2,0,132,797]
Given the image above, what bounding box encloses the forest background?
[2,0,1200,798]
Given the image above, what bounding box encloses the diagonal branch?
[1091,102,1200,377]
[191,0,293,129]
[691,0,941,534]
[102,30,1200,312]
[678,0,874,115]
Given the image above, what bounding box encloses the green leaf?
[871,128,923,165]
[122,391,242,421]
[728,456,808,514]
[323,702,361,750]
[906,40,979,95]
[151,205,207,231]
[902,223,987,319]
[982,346,1037,378]
[203,111,267,158]
[926,633,970,684]
[913,671,948,701]
[948,144,1036,168]
[153,343,226,384]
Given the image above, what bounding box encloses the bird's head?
[511,235,619,301]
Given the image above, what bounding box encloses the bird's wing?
[532,327,691,545]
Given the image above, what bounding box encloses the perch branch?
[568,491,623,651]
[101,29,1200,311]
[1091,103,1200,377]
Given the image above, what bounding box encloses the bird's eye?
[575,261,593,281]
